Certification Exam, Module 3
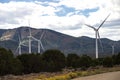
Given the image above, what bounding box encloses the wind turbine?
[111,42,116,55]
[38,30,45,53]
[32,30,45,53]
[15,35,26,55]
[27,20,35,54]
[27,20,42,53]
[85,14,110,58]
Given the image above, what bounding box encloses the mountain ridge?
[0,27,120,57]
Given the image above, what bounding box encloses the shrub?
[103,57,113,67]
[17,53,43,73]
[42,49,66,72]
[66,53,80,68]
[79,55,92,70]
[112,53,120,65]
[0,47,23,75]
[68,72,78,79]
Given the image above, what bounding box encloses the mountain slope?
[0,27,120,57]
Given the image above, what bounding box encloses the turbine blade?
[85,24,96,30]
[18,35,20,42]
[28,19,30,26]
[98,31,104,52]
[97,13,111,30]
[40,30,45,40]
[28,19,31,36]
[15,43,21,54]
[15,34,21,55]
[20,39,28,47]
[21,43,28,47]
[40,41,44,51]
[15,46,19,53]
[28,19,32,36]
[31,36,38,41]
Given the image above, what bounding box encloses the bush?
[112,53,120,65]
[91,59,99,67]
[42,49,66,72]
[17,53,43,73]
[79,55,92,70]
[0,47,23,75]
[66,53,80,68]
[103,57,113,67]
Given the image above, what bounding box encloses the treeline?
[0,47,120,76]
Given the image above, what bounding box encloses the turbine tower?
[38,30,45,53]
[85,14,110,58]
[111,42,116,55]
[28,27,32,53]
[27,20,33,54]
[111,45,114,55]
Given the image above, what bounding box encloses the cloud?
[32,15,85,30]
[0,1,86,29]
[58,0,100,10]
[0,0,120,40]
[0,2,34,25]
[103,19,120,28]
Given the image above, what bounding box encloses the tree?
[17,53,43,73]
[91,59,99,67]
[66,53,80,68]
[9,58,23,75]
[79,55,92,70]
[103,57,113,67]
[42,49,66,72]
[0,47,23,75]
[112,53,120,65]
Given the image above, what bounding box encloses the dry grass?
[0,66,120,80]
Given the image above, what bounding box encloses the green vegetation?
[17,53,43,73]
[103,57,113,67]
[66,53,80,68]
[0,47,120,77]
[79,55,92,70]
[0,48,23,75]
[42,49,66,72]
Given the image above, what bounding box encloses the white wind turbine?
[27,20,37,54]
[85,14,110,58]
[32,30,45,53]
[15,35,26,55]
[38,30,45,53]
[27,20,32,54]
[27,20,41,53]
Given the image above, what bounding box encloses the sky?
[0,0,120,41]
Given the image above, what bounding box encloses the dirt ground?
[0,72,63,80]
[73,71,120,80]
[0,67,120,80]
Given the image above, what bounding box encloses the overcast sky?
[0,0,120,40]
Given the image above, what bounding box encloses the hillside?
[0,27,120,57]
